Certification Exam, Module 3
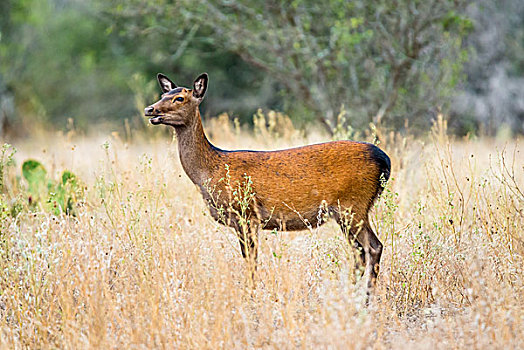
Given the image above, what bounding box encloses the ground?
[0,119,522,349]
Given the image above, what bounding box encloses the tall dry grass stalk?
[0,116,522,349]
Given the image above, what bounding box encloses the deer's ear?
[157,73,177,93]
[192,73,208,99]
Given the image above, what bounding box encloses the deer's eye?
[173,96,184,102]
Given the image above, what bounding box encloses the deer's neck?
[174,109,220,186]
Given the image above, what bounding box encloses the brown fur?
[145,73,391,294]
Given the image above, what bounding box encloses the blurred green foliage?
[0,0,522,135]
[107,0,472,132]
[0,0,137,129]
[0,0,275,131]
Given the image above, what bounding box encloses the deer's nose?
[144,106,156,115]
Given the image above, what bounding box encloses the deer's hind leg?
[235,222,259,283]
[338,219,366,279]
[237,225,258,262]
[337,211,383,296]
[355,222,383,293]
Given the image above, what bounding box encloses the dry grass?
[0,117,522,349]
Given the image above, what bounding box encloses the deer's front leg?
[236,223,258,284]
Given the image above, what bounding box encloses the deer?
[144,72,391,294]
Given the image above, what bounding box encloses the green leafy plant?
[49,170,82,215]
[22,159,83,215]
[22,159,50,203]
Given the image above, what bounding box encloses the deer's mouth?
[148,115,164,125]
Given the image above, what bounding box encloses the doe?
[145,73,391,293]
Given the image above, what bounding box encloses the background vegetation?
[0,1,523,348]
[0,118,523,348]
[0,0,523,136]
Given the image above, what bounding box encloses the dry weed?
[0,124,522,349]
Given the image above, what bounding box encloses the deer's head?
[144,73,208,127]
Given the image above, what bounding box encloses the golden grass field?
[0,115,522,349]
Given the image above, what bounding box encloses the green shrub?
[22,159,83,215]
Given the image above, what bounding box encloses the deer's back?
[204,141,390,229]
